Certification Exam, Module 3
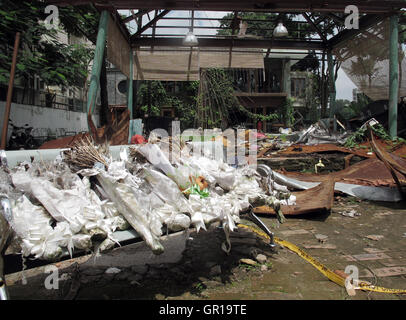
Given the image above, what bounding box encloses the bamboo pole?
[1,32,21,150]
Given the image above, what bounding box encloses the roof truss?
[45,1,404,51]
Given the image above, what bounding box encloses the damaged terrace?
[1,0,406,300]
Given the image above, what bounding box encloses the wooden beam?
[130,9,170,40]
[131,37,325,50]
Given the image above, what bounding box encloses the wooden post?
[86,10,109,130]
[1,32,20,150]
[127,49,134,119]
[389,14,399,138]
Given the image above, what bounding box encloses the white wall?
[0,102,100,142]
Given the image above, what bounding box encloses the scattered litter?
[255,254,267,264]
[105,267,121,274]
[340,210,361,218]
[239,258,257,266]
[314,159,325,173]
[314,234,328,243]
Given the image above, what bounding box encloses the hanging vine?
[196,68,279,129]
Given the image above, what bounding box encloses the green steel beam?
[127,49,134,119]
[389,14,399,138]
[86,10,109,130]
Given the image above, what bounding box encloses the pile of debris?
[254,120,406,215]
[0,136,294,263]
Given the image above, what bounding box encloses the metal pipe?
[389,14,399,138]
[0,32,21,150]
[248,210,275,248]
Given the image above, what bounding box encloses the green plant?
[136,81,199,129]
[194,282,205,292]
[239,262,259,271]
[0,1,96,89]
[197,68,279,129]
[344,123,403,148]
[281,97,295,127]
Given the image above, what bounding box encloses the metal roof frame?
[45,1,404,52]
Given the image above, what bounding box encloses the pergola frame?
[46,0,405,136]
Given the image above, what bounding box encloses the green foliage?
[184,184,210,198]
[344,123,404,148]
[168,95,196,129]
[137,81,168,111]
[217,12,316,39]
[305,73,321,122]
[338,94,371,121]
[281,97,295,127]
[0,1,96,89]
[136,80,199,129]
[197,68,279,129]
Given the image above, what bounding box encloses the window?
[291,78,306,98]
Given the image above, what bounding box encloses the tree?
[136,80,199,130]
[217,12,316,39]
[0,1,96,93]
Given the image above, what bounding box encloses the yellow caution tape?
[237,223,406,295]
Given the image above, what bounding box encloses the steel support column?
[328,52,336,113]
[328,51,337,130]
[389,14,399,138]
[127,49,134,119]
[86,10,109,130]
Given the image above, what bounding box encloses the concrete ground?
[204,197,406,300]
[7,196,406,300]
